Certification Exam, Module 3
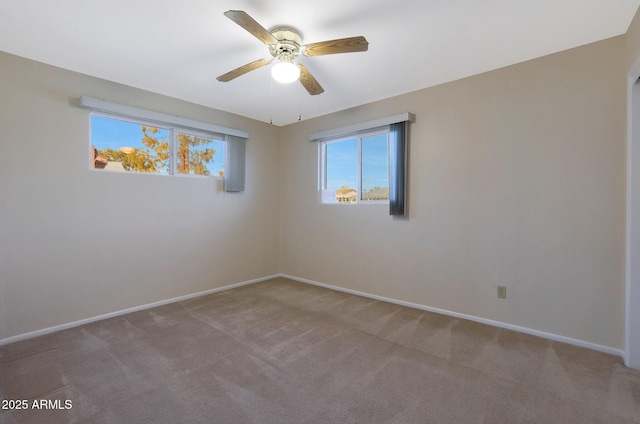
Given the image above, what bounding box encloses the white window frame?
[90,112,226,178]
[318,126,390,205]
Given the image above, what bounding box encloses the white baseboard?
[0,275,279,347]
[279,274,625,359]
[1,273,625,360]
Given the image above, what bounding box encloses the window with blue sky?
[320,127,389,204]
[91,114,225,177]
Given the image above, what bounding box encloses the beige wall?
[279,36,627,349]
[0,51,281,340]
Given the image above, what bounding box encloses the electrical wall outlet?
[497,285,507,299]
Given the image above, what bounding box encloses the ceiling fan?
[216,10,369,95]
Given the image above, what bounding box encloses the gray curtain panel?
[225,135,247,192]
[389,121,407,216]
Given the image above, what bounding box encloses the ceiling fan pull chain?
[297,82,302,122]
[270,72,274,125]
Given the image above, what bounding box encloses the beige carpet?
[1,277,639,423]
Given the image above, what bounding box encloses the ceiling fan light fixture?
[271,60,300,83]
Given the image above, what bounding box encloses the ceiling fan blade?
[217,58,272,82]
[298,64,324,95]
[303,36,368,56]
[224,10,278,45]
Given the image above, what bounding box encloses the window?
[320,127,390,204]
[91,114,225,177]
[81,96,247,191]
[312,112,413,215]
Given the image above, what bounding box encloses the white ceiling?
[1,0,639,126]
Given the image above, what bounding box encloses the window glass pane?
[361,133,389,201]
[176,133,225,176]
[91,115,170,174]
[325,138,357,203]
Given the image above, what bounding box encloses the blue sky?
[91,115,169,151]
[325,133,389,192]
[91,115,225,176]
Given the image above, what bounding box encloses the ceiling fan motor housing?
[269,27,302,59]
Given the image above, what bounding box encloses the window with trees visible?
[90,114,225,177]
[319,127,390,204]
